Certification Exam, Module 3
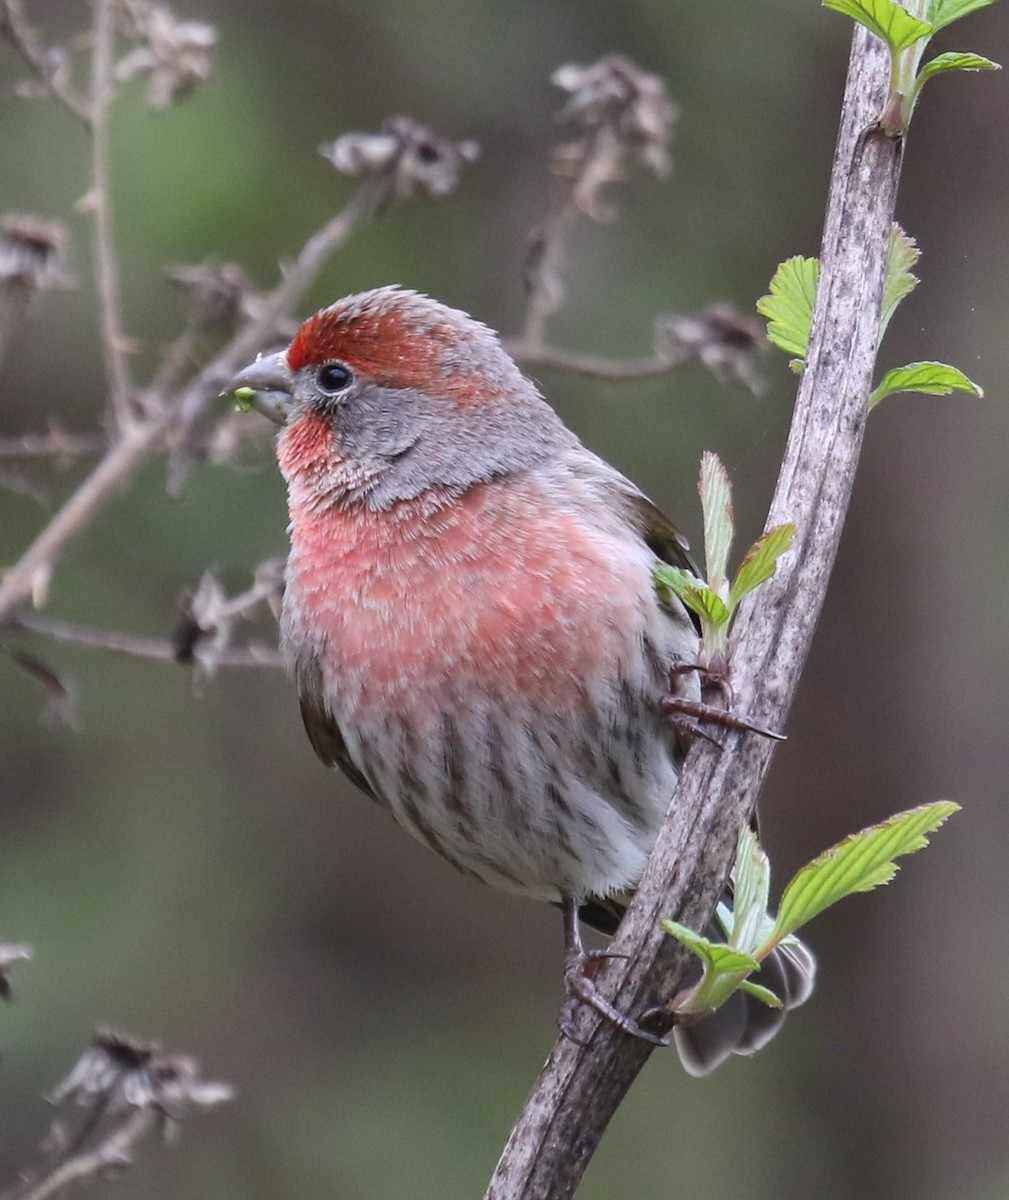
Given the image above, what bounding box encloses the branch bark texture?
[485,27,904,1200]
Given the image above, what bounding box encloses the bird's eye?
[316,362,353,394]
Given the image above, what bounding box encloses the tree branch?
[506,339,689,379]
[89,0,135,430]
[0,1,92,123]
[9,613,284,670]
[163,189,374,489]
[0,432,109,458]
[0,188,372,627]
[0,1109,159,1200]
[0,1030,233,1200]
[485,28,903,1200]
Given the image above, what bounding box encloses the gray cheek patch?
[328,383,575,509]
[337,387,419,462]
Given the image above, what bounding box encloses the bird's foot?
[558,897,668,1047]
[660,694,786,744]
[662,663,785,744]
[559,948,668,1047]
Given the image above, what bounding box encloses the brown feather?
[299,692,379,801]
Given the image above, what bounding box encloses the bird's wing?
[299,691,380,801]
[560,446,700,577]
[619,485,700,577]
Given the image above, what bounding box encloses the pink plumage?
[229,286,814,1072]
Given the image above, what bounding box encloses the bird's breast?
[281,474,659,718]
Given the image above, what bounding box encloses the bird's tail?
[578,893,816,1076]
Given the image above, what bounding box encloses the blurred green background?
[2,2,1008,1197]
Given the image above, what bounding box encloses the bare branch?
[0,1031,233,1200]
[0,425,159,618]
[170,561,284,666]
[0,183,372,626]
[522,204,577,350]
[486,28,904,1199]
[9,613,283,670]
[522,56,677,349]
[0,1,91,123]
[0,432,108,459]
[1,1109,159,1200]
[507,339,690,379]
[88,0,135,430]
[509,305,765,390]
[164,187,375,488]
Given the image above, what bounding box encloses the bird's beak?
[226,352,295,426]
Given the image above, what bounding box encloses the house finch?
[228,286,814,1073]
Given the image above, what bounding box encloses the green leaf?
[917,50,1001,84]
[869,360,984,409]
[233,386,256,412]
[823,0,932,51]
[729,824,771,954]
[699,452,733,594]
[662,920,761,1014]
[880,225,920,340]
[768,801,960,943]
[741,979,783,1009]
[757,256,819,360]
[656,564,730,633]
[928,0,996,33]
[681,585,731,629]
[654,563,707,601]
[728,524,796,612]
[661,922,760,976]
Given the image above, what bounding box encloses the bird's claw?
[560,948,669,1047]
[663,662,786,743]
[660,693,786,744]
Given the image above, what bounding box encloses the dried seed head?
[0,942,32,1001]
[48,1029,233,1141]
[321,116,479,211]
[550,55,677,219]
[0,215,72,292]
[656,305,768,395]
[165,260,250,331]
[115,5,217,108]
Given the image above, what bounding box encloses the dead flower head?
[656,305,768,395]
[165,260,250,332]
[320,116,479,211]
[551,54,677,219]
[47,1030,233,1142]
[0,215,72,293]
[115,5,217,108]
[0,942,32,1001]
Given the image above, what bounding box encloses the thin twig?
[145,322,207,400]
[0,188,373,627]
[0,432,109,458]
[0,1109,158,1200]
[0,0,92,123]
[171,187,375,434]
[165,187,375,490]
[89,0,135,430]
[0,425,158,617]
[507,339,689,379]
[9,613,284,669]
[485,28,904,1199]
[522,203,577,350]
